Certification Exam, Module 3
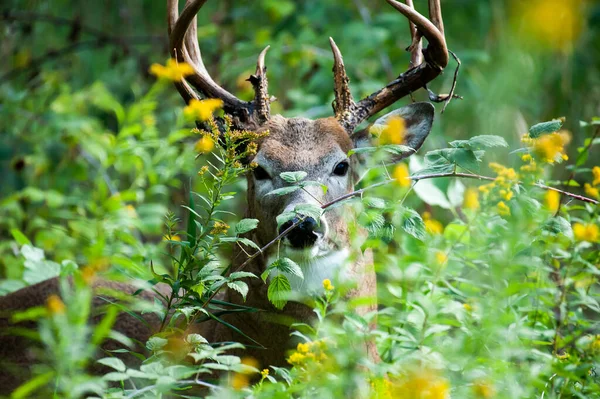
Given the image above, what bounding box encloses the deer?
[0,0,449,392]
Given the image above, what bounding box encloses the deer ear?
[350,102,435,182]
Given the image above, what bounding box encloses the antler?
[167,0,271,126]
[331,0,449,132]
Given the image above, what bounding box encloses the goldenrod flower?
[472,380,495,398]
[287,352,305,365]
[184,98,224,121]
[584,183,599,199]
[423,212,444,235]
[392,163,411,188]
[590,335,600,353]
[389,369,450,399]
[435,250,448,266]
[573,223,599,242]
[373,116,406,145]
[194,136,215,154]
[198,165,209,176]
[499,189,513,201]
[149,59,194,81]
[260,368,269,378]
[532,131,571,163]
[210,221,230,235]
[322,279,334,291]
[545,190,561,212]
[497,201,511,216]
[593,166,600,186]
[46,294,66,315]
[163,234,181,241]
[463,303,473,312]
[230,373,249,390]
[463,187,480,210]
[521,153,532,163]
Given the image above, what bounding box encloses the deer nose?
[279,217,319,249]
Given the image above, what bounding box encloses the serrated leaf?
[293,203,323,222]
[529,119,564,138]
[542,216,573,239]
[266,186,300,196]
[235,218,259,234]
[381,144,414,155]
[146,336,168,352]
[397,206,426,241]
[348,146,378,156]
[276,211,297,229]
[450,135,508,149]
[229,271,257,280]
[267,275,291,310]
[186,333,209,345]
[363,197,386,209]
[227,281,249,299]
[237,237,261,250]
[280,171,307,183]
[97,357,126,372]
[263,258,304,283]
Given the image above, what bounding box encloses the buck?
[0,0,449,391]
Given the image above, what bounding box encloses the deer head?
[168,0,448,271]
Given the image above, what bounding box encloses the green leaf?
[428,148,481,172]
[229,271,257,280]
[267,275,291,310]
[363,197,386,209]
[348,146,377,156]
[10,229,31,246]
[227,281,249,299]
[529,119,564,138]
[236,237,261,250]
[235,218,259,234]
[91,305,118,346]
[397,206,426,241]
[262,258,304,282]
[10,371,55,399]
[280,171,307,183]
[276,212,297,229]
[266,186,301,196]
[146,336,168,352]
[450,135,508,149]
[293,203,323,222]
[380,144,415,156]
[542,216,573,239]
[102,372,129,381]
[301,180,328,194]
[97,357,126,372]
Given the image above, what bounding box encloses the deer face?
[247,103,434,261]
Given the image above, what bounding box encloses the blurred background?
[0,0,599,285]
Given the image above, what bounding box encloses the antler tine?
[329,37,356,121]
[405,0,423,68]
[337,0,449,132]
[248,46,272,124]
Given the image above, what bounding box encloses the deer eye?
[333,161,349,176]
[253,165,271,180]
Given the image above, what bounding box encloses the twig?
[442,50,461,113]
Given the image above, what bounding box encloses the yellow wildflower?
[297,342,311,353]
[322,279,334,291]
[392,163,411,188]
[463,187,480,210]
[584,183,599,199]
[211,221,230,235]
[194,136,215,154]
[260,368,269,378]
[149,59,194,81]
[389,369,450,399]
[374,116,406,145]
[423,212,444,235]
[435,250,448,266]
[545,190,561,212]
[532,131,571,163]
[183,98,224,121]
[590,335,600,353]
[230,373,249,390]
[472,380,495,398]
[246,142,258,156]
[463,303,473,312]
[593,166,600,186]
[573,223,599,242]
[198,165,209,176]
[497,201,511,216]
[499,189,513,201]
[46,294,66,315]
[287,352,305,365]
[163,234,181,241]
[521,153,532,163]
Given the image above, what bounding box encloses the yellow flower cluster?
[149,59,194,81]
[583,166,600,199]
[435,250,448,266]
[423,212,444,235]
[521,130,571,164]
[194,135,215,154]
[230,357,259,390]
[210,221,230,235]
[545,190,561,213]
[573,222,599,242]
[46,294,66,315]
[479,163,519,217]
[393,163,411,188]
[322,278,334,291]
[371,116,406,146]
[519,152,538,174]
[463,187,480,210]
[287,340,328,366]
[381,369,450,399]
[472,380,495,398]
[184,98,224,121]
